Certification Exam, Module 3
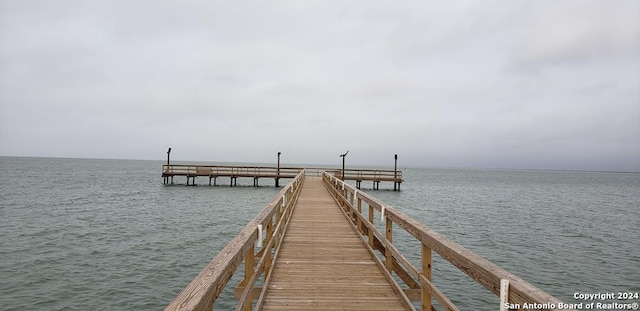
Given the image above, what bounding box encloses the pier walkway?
[261,177,408,310]
[165,170,563,311]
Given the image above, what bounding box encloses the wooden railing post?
[356,197,362,233]
[265,220,274,276]
[368,204,375,248]
[350,190,354,205]
[242,242,255,311]
[422,243,432,311]
[385,216,393,271]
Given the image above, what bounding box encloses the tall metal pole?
[339,150,349,181]
[164,147,172,185]
[394,154,398,177]
[276,151,281,187]
[394,154,398,191]
[342,156,345,181]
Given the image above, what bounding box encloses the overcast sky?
[1,1,639,171]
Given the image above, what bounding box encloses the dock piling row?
[162,164,403,189]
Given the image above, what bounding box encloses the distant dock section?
[162,165,302,187]
[162,165,403,190]
[334,168,403,190]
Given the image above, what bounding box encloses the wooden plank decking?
[165,170,563,311]
[261,177,409,310]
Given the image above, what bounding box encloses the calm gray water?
[1,157,638,310]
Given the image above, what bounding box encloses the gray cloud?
[1,0,639,171]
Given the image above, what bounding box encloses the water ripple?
[1,158,639,310]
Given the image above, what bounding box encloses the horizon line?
[1,154,639,174]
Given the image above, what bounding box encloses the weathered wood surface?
[162,165,402,189]
[261,177,410,310]
[164,172,305,311]
[162,165,302,179]
[333,168,403,182]
[324,172,564,311]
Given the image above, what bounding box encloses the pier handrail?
[165,170,305,311]
[322,171,563,311]
[333,168,402,180]
[161,165,401,180]
[162,164,303,177]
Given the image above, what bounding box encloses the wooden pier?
[162,165,302,186]
[165,170,563,311]
[162,164,403,190]
[333,168,403,190]
[259,177,410,310]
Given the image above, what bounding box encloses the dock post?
[339,150,349,181]
[265,220,274,275]
[276,152,281,187]
[394,154,398,191]
[356,196,363,233]
[385,217,393,270]
[422,243,432,311]
[165,148,172,186]
[167,147,171,166]
[368,205,375,248]
[241,242,255,311]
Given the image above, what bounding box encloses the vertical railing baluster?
[357,196,362,234]
[385,217,393,271]
[368,204,374,248]
[422,243,432,311]
[241,242,255,311]
[265,220,273,276]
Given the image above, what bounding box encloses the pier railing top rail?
[322,171,562,311]
[165,170,305,311]
[332,168,403,180]
[162,164,303,176]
